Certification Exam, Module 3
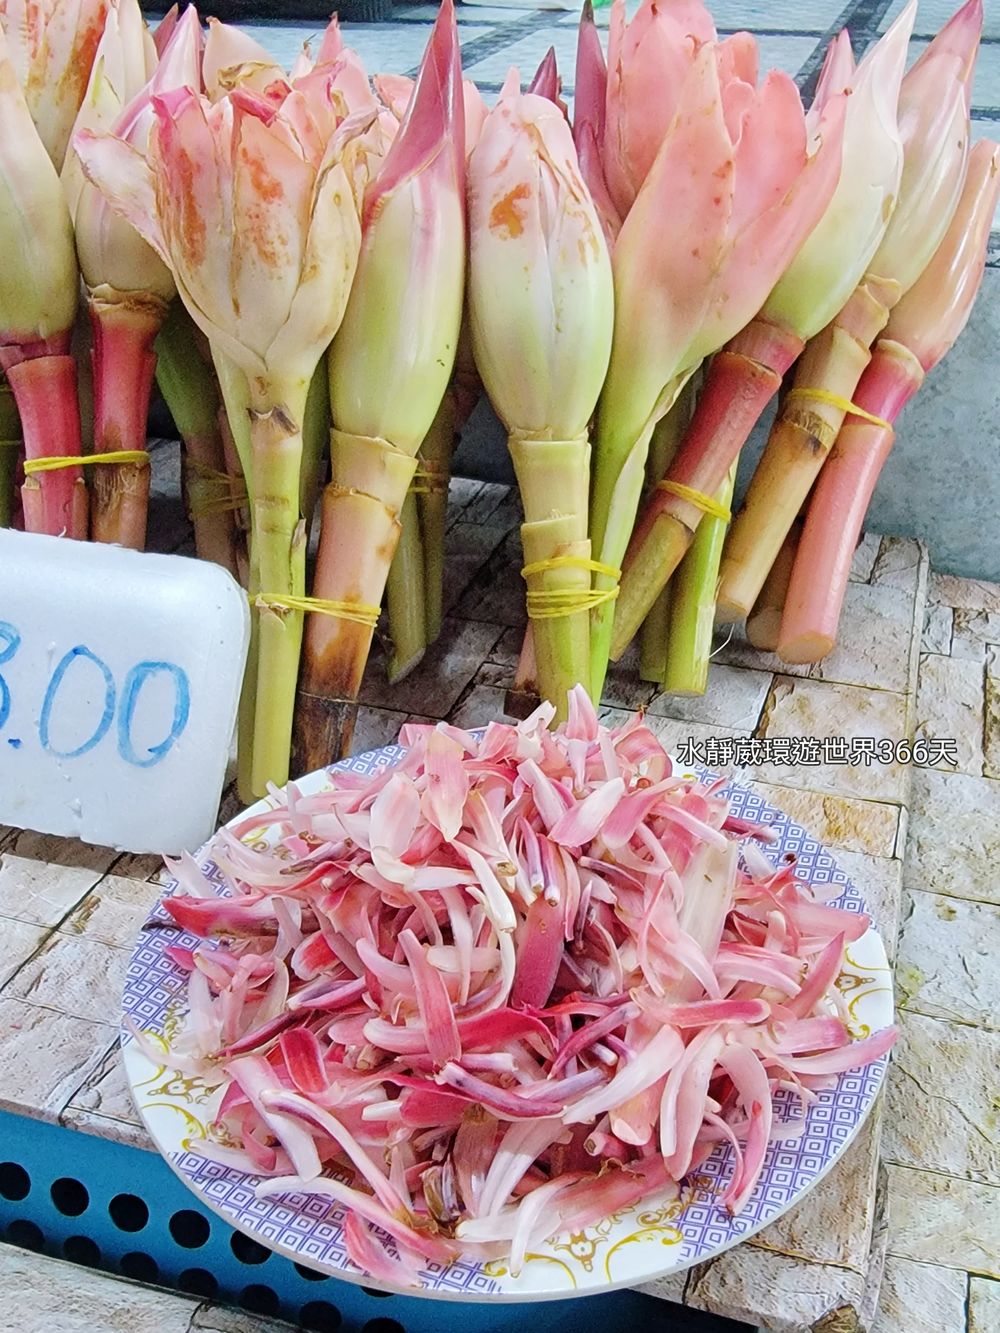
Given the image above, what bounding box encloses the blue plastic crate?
[0,1110,750,1331]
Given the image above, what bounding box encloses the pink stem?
[611,318,804,658]
[777,339,924,663]
[2,342,87,539]
[90,299,166,549]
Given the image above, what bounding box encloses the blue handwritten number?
[39,646,116,758]
[117,661,190,768]
[0,621,20,731]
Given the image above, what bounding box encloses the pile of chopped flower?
[139,688,896,1285]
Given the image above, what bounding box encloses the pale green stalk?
[639,587,672,684]
[590,372,692,699]
[156,304,241,578]
[245,374,309,799]
[300,353,330,536]
[638,376,699,682]
[213,350,253,491]
[661,462,738,697]
[385,490,428,682]
[212,350,259,801]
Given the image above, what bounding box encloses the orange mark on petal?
[489,183,530,239]
[244,147,285,204]
[175,149,207,268]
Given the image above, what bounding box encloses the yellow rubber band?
[526,586,620,620]
[521,556,622,582]
[255,592,380,629]
[520,556,622,621]
[784,388,892,431]
[655,480,732,523]
[0,440,20,448]
[23,450,150,476]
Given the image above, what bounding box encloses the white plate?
[122,742,894,1302]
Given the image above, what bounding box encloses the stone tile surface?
[190,1306,293,1333]
[5,932,130,1026]
[984,669,1000,781]
[351,704,411,755]
[756,677,910,804]
[685,1242,867,1332]
[968,1277,1000,1333]
[648,664,772,730]
[896,890,999,1031]
[871,537,925,591]
[851,532,883,583]
[884,1011,1000,1185]
[0,831,118,926]
[63,1039,142,1129]
[440,519,511,618]
[921,604,953,656]
[886,1165,1000,1277]
[600,641,659,713]
[454,530,527,628]
[747,1116,881,1273]
[904,768,1000,904]
[950,609,1000,663]
[804,582,915,695]
[448,682,509,730]
[913,653,983,776]
[0,1244,201,1333]
[0,916,47,988]
[929,574,1000,614]
[0,998,115,1121]
[872,1256,968,1333]
[360,616,502,716]
[60,875,163,949]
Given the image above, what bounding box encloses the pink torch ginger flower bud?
[868,0,983,296]
[0,22,78,341]
[374,70,487,156]
[885,138,1000,372]
[596,38,847,475]
[202,18,285,101]
[574,0,621,246]
[467,76,614,440]
[328,0,466,451]
[0,0,109,169]
[70,5,202,305]
[588,20,849,693]
[75,67,369,393]
[603,0,716,217]
[61,0,156,218]
[762,1,916,340]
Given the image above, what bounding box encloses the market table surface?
[3,442,996,1330]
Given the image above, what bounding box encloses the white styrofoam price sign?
[0,530,249,854]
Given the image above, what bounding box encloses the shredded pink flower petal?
[153,685,894,1281]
